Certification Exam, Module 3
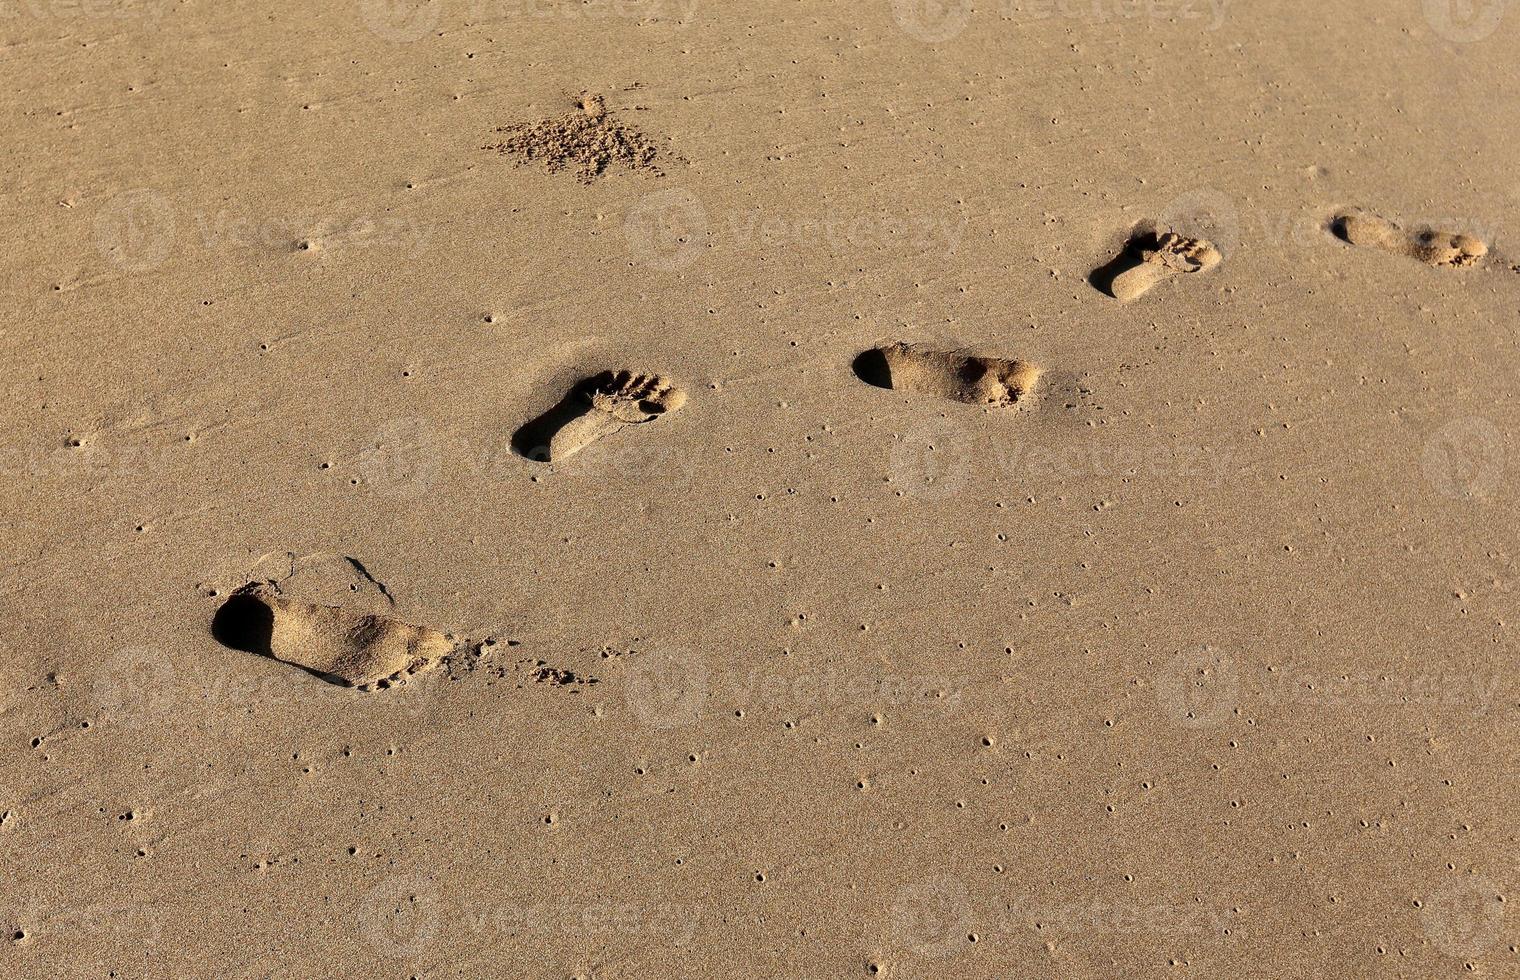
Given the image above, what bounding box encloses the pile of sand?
[485,93,661,183]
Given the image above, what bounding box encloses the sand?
[3,1,1518,977]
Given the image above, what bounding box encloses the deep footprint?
[1331,210,1488,268]
[1094,230,1222,303]
[212,584,453,689]
[853,343,1040,406]
[512,370,687,462]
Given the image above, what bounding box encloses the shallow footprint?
[853,343,1040,406]
[512,370,687,462]
[1096,230,1222,303]
[1331,209,1488,268]
[212,584,454,689]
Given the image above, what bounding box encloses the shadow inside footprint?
[1088,233,1153,297]
[512,388,590,462]
[851,347,895,391]
[211,589,275,655]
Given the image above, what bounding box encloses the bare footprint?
[1331,210,1488,268]
[1095,230,1223,303]
[853,343,1040,406]
[212,584,454,689]
[512,370,687,462]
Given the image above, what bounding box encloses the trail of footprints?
[206,205,1505,688]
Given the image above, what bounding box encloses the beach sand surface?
[2,1,1518,976]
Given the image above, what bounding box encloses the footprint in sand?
[1331,210,1488,268]
[1093,230,1223,303]
[212,583,454,689]
[853,343,1041,406]
[512,370,687,462]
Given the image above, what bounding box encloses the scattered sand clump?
[485,93,662,182]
